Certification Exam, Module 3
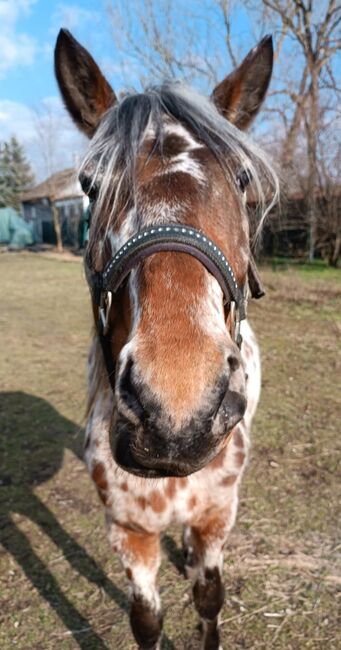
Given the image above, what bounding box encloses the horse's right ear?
[54,29,116,137]
[212,35,273,130]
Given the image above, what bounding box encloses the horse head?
[55,30,277,478]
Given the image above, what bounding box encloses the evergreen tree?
[0,142,12,208]
[0,137,34,211]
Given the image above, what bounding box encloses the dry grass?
[0,252,340,649]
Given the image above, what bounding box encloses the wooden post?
[51,200,63,252]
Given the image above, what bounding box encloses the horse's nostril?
[227,353,240,372]
[119,359,144,420]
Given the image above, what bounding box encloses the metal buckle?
[230,301,243,348]
[99,291,112,335]
[235,312,242,348]
[229,302,237,344]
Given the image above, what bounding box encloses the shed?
[21,168,88,247]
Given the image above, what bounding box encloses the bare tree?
[315,126,341,266]
[258,1,341,260]
[107,0,340,262]
[32,102,65,251]
[107,0,248,89]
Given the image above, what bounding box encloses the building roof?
[21,168,83,203]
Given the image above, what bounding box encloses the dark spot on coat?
[193,566,225,621]
[160,134,189,158]
[137,496,147,510]
[235,451,245,467]
[221,474,237,486]
[92,461,108,491]
[97,489,107,505]
[130,594,163,649]
[188,495,197,509]
[165,477,177,499]
[149,490,166,513]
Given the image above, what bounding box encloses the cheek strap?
[248,252,265,299]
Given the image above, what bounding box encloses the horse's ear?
[212,35,273,130]
[54,29,117,137]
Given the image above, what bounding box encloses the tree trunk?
[306,68,319,263]
[51,201,63,252]
[329,234,340,267]
[281,66,309,182]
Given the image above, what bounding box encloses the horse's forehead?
[163,121,205,150]
[139,122,207,186]
[144,119,204,150]
[107,124,209,238]
[100,117,245,267]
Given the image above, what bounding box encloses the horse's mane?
[80,81,278,246]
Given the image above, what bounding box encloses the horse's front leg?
[184,500,238,650]
[106,514,163,650]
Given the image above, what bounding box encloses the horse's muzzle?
[111,387,246,478]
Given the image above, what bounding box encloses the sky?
[0,0,274,180]
[0,0,138,179]
[3,0,337,183]
[1,0,268,180]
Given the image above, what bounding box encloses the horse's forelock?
[80,81,278,256]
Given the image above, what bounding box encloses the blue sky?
[0,0,140,105]
[0,0,293,180]
[0,0,155,178]
[0,0,130,178]
[0,0,315,180]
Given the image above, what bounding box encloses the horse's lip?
[114,439,199,478]
[115,452,195,478]
[115,460,182,479]
[112,430,233,478]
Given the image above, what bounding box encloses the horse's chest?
[104,476,201,531]
[90,443,243,534]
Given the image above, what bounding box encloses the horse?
[54,28,278,650]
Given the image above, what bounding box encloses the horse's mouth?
[113,433,199,477]
[112,429,232,479]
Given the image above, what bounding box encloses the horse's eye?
[87,184,99,202]
[79,175,99,202]
[236,169,252,192]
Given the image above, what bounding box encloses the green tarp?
[0,207,35,249]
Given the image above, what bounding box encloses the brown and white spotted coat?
[85,321,260,649]
[55,28,277,650]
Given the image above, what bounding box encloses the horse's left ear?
[212,35,273,130]
[54,29,117,137]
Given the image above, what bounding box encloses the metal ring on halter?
[99,290,112,335]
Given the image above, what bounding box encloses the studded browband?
[85,223,265,388]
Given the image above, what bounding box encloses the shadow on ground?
[0,392,131,650]
[0,392,179,649]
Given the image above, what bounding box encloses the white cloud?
[0,0,36,23]
[50,3,96,33]
[0,97,87,180]
[0,0,37,77]
[0,99,35,140]
[0,33,36,76]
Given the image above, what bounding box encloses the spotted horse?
[55,29,278,650]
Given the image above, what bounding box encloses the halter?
[85,219,265,390]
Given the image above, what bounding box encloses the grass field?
[0,251,340,650]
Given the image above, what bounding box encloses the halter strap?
[86,224,246,317]
[85,222,265,390]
